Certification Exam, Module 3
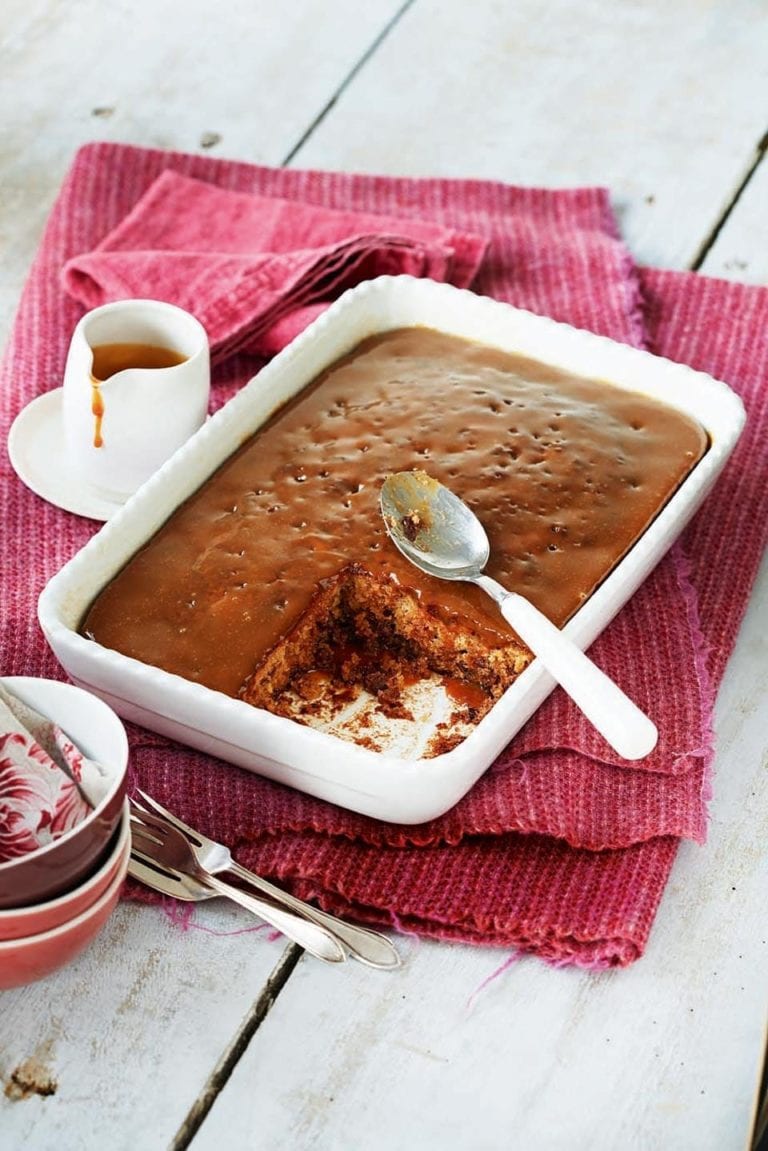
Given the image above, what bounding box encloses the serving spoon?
[380,470,658,761]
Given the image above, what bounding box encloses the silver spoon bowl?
[380,469,657,761]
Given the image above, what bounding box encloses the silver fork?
[134,789,401,970]
[130,811,346,964]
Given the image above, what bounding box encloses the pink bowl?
[0,810,130,990]
[0,800,129,941]
[0,677,129,910]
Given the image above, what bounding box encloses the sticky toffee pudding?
[80,328,707,754]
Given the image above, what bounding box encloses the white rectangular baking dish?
[38,276,745,823]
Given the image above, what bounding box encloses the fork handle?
[203,874,346,964]
[227,862,401,970]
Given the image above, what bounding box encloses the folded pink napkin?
[3,142,767,967]
[60,170,488,359]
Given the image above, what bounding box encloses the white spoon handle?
[475,576,658,760]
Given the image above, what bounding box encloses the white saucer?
[7,389,124,522]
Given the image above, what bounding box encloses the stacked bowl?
[0,677,130,989]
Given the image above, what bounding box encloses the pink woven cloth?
[2,142,767,967]
[60,170,488,360]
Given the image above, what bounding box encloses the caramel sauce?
[81,329,707,695]
[90,382,106,448]
[88,343,187,448]
[443,677,491,710]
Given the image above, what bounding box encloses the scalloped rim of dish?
[37,276,746,824]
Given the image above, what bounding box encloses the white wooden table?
[2,4,767,1148]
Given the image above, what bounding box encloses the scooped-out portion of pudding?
[80,327,707,756]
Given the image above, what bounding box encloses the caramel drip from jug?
[88,342,187,448]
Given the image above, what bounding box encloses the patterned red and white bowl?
[0,677,129,910]
[0,799,129,941]
[0,802,130,989]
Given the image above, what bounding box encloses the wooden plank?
[0,0,405,342]
[291,0,768,271]
[0,900,300,1148]
[699,153,768,283]
[0,0,53,45]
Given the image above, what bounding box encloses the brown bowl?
[0,677,128,910]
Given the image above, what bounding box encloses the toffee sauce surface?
[81,328,707,696]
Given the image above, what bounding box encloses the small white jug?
[62,299,210,499]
